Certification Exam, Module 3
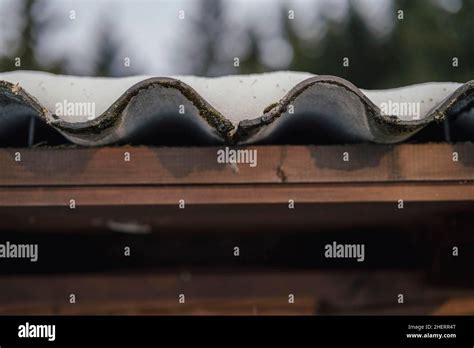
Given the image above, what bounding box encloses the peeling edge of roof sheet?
[0,71,473,146]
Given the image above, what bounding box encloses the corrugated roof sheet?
[0,71,473,146]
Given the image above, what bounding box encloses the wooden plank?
[0,298,317,315]
[0,143,473,186]
[2,201,471,236]
[0,182,473,207]
[0,271,472,315]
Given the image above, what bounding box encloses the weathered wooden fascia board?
[0,143,473,187]
[0,271,472,315]
[0,183,473,207]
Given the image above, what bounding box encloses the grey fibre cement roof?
[0,71,473,146]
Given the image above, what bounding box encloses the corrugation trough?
[0,71,473,146]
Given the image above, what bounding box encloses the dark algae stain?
[309,144,393,171]
[453,142,474,167]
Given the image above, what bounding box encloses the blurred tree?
[2,0,473,85]
[0,0,65,73]
[386,0,474,86]
[239,0,474,88]
[238,29,267,74]
[272,2,402,88]
[0,0,127,77]
[181,0,227,76]
[181,0,267,76]
[93,21,127,77]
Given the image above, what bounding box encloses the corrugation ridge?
[1,75,473,146]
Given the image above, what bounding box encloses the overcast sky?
[0,0,401,75]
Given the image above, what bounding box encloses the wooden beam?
[0,182,473,207]
[0,143,473,187]
[0,271,472,315]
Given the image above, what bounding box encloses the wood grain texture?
[0,144,472,317]
[0,271,472,315]
[0,143,473,186]
[0,183,473,207]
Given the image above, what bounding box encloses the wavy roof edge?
[0,71,473,146]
